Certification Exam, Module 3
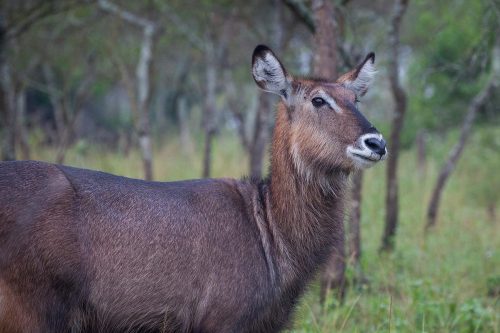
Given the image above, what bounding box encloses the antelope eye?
[311,97,326,108]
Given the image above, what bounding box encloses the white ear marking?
[252,45,291,99]
[347,60,376,96]
[339,53,377,97]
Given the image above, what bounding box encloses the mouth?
[346,145,387,169]
[352,151,383,162]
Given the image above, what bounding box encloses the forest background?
[1,0,499,331]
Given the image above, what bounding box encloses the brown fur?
[0,46,384,333]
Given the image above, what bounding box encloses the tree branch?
[162,3,204,49]
[426,39,499,230]
[381,0,410,253]
[98,0,154,29]
[282,0,315,32]
[5,0,87,40]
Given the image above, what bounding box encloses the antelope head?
[252,45,387,174]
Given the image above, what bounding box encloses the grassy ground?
[29,127,499,333]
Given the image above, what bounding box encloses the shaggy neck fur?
[264,103,349,290]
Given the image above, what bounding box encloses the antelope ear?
[337,52,376,97]
[252,45,292,99]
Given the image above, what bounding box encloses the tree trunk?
[312,0,345,304]
[487,203,497,223]
[42,63,66,145]
[177,97,193,155]
[136,25,155,181]
[55,99,78,164]
[0,20,16,161]
[426,75,497,230]
[416,130,426,177]
[0,61,16,161]
[16,87,30,160]
[55,117,72,164]
[99,0,156,181]
[380,0,409,253]
[202,129,215,179]
[224,69,249,151]
[249,92,272,179]
[202,40,217,178]
[312,0,337,79]
[60,64,95,164]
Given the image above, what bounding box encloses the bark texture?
[312,0,337,79]
[202,39,217,178]
[381,0,409,252]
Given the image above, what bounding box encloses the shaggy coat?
[0,45,386,333]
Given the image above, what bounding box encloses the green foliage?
[403,0,498,146]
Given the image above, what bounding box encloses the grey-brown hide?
[0,46,386,333]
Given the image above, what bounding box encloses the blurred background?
[1,0,499,331]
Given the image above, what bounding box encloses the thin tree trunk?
[136,25,155,181]
[177,97,193,155]
[16,87,30,160]
[312,0,345,304]
[99,0,156,181]
[249,92,272,179]
[224,71,249,152]
[416,130,426,177]
[380,0,409,253]
[202,129,215,179]
[0,60,16,161]
[57,57,95,164]
[426,74,497,230]
[54,99,79,164]
[0,20,16,161]
[55,103,74,164]
[487,203,497,223]
[0,20,6,154]
[202,40,217,178]
[42,63,66,144]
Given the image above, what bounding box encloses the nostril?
[364,138,386,155]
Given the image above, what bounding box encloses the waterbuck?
[0,45,386,333]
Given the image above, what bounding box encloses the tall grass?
[28,127,499,332]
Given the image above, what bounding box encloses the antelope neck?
[263,103,348,280]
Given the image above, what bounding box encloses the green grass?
[28,127,499,333]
